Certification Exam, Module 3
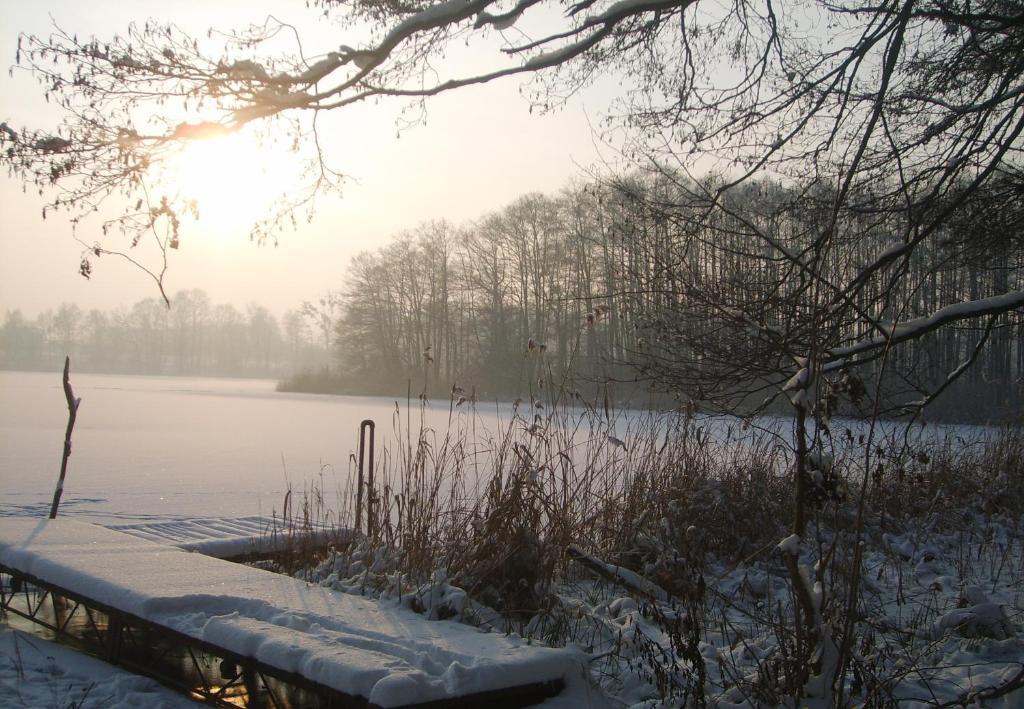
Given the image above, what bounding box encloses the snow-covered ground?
[298,512,1024,708]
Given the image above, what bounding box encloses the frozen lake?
[0,370,496,523]
[0,370,990,525]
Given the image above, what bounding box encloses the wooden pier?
[0,519,569,708]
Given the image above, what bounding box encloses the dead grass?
[270,398,1023,706]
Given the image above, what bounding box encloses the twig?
[48,356,81,519]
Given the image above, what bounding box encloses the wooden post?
[49,356,81,519]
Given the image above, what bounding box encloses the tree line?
[320,173,1022,423]
[0,290,329,378]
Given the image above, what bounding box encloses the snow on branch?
[473,0,540,29]
[566,545,672,604]
[825,290,1024,368]
[347,0,494,73]
[317,0,691,105]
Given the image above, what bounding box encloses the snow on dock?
[0,518,576,707]
[107,516,342,558]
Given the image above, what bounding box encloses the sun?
[161,129,303,233]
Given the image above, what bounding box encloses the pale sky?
[0,0,622,318]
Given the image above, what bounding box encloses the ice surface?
[0,518,578,706]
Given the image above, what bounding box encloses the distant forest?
[0,292,329,378]
[303,173,1022,423]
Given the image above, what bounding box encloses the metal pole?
[357,420,375,537]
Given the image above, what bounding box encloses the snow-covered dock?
[0,518,574,707]
[108,515,343,559]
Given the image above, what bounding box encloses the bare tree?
[301,291,345,370]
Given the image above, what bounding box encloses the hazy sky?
[0,1,621,318]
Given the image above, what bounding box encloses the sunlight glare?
[164,130,302,234]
